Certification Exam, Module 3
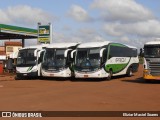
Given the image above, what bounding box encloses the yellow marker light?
[144,69,150,75]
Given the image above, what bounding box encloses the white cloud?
[68,4,92,22]
[120,36,130,42]
[74,28,106,42]
[52,32,66,43]
[53,28,106,43]
[0,5,54,26]
[0,10,11,23]
[103,22,123,36]
[25,39,37,47]
[90,0,160,48]
[61,25,72,31]
[93,35,106,42]
[103,20,160,37]
[91,0,154,23]
[79,28,96,35]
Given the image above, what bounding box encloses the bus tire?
[40,68,42,77]
[107,70,112,80]
[127,67,132,77]
[15,76,20,80]
[144,79,152,83]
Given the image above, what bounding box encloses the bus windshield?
[42,48,66,70]
[144,45,160,58]
[17,49,37,67]
[75,48,101,71]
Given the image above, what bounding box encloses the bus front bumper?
[41,68,72,77]
[75,69,109,78]
[143,70,160,80]
[16,71,38,78]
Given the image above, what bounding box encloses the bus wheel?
[15,76,20,80]
[144,79,152,83]
[127,67,132,77]
[107,70,112,80]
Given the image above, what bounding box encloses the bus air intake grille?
[149,62,160,76]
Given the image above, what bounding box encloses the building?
[0,41,22,69]
[5,41,22,57]
[0,46,6,61]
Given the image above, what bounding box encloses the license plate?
[50,74,54,76]
[23,74,27,76]
[84,75,88,78]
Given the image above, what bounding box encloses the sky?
[0,0,160,48]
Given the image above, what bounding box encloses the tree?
[139,48,144,57]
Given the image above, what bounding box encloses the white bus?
[41,43,79,77]
[74,41,139,79]
[143,41,160,81]
[16,44,48,79]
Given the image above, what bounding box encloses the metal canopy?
[0,24,38,47]
[0,24,38,39]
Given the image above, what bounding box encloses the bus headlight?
[31,66,38,72]
[16,70,20,73]
[31,69,37,72]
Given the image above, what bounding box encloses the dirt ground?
[0,65,160,120]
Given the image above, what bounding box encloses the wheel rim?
[108,71,112,79]
[129,68,132,76]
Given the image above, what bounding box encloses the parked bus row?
[15,41,140,80]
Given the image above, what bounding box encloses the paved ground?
[0,65,160,120]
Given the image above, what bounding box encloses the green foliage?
[139,56,144,64]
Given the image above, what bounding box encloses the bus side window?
[38,51,44,63]
[132,49,138,57]
[109,45,130,58]
[72,52,76,62]
[109,45,118,58]
[102,49,107,64]
[67,51,72,65]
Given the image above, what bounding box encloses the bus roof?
[20,44,49,50]
[145,41,160,45]
[125,44,137,49]
[77,41,110,48]
[46,43,79,48]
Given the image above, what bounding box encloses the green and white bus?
[74,41,139,79]
[16,44,48,79]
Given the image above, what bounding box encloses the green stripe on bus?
[105,63,128,73]
[105,57,131,73]
[110,43,126,47]
[27,66,33,72]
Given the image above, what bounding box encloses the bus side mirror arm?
[71,50,76,58]
[64,49,72,58]
[34,50,37,57]
[38,50,45,58]
[100,48,106,58]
